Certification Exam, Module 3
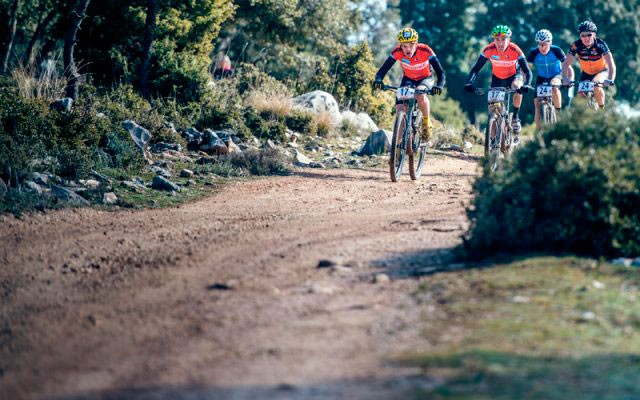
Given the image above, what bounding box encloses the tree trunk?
[63,0,91,100]
[140,0,158,99]
[23,9,56,67]
[1,0,20,74]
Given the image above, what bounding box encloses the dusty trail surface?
[1,155,477,399]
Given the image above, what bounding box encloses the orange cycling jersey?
[568,38,609,75]
[391,44,436,80]
[481,42,525,79]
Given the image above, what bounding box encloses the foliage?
[401,256,640,399]
[464,108,640,258]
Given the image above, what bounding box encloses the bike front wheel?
[487,114,502,172]
[390,110,407,182]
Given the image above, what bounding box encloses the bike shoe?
[421,117,433,142]
[511,117,522,134]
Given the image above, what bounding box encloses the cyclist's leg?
[592,70,608,108]
[550,75,562,109]
[511,73,524,109]
[416,77,435,142]
[508,74,523,136]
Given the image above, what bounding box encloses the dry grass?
[314,111,336,137]
[245,91,292,119]
[11,59,66,100]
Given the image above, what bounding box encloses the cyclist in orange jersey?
[562,21,616,109]
[373,27,446,144]
[464,25,532,144]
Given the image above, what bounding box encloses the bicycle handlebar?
[382,85,433,95]
[471,87,519,96]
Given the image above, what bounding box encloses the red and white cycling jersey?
[481,42,525,79]
[390,44,436,80]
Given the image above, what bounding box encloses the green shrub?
[0,86,53,184]
[285,110,316,135]
[463,107,640,258]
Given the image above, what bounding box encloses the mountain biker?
[373,27,446,144]
[464,25,533,144]
[562,20,616,109]
[526,29,571,129]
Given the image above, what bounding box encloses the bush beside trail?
[464,107,640,259]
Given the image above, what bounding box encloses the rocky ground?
[1,153,479,399]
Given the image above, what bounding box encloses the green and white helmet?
[491,25,512,38]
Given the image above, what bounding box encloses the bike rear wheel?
[390,110,407,182]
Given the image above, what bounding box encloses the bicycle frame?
[536,83,561,127]
[383,85,431,182]
[473,87,517,171]
[567,80,607,110]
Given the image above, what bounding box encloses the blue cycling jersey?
[526,45,566,79]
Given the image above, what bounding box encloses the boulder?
[341,110,378,135]
[151,176,180,192]
[200,130,229,154]
[292,90,341,124]
[51,185,90,205]
[102,192,118,205]
[294,150,312,167]
[51,98,73,113]
[122,120,152,162]
[357,129,392,156]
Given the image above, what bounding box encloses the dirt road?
[1,154,478,399]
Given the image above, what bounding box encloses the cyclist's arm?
[429,56,446,88]
[517,57,532,86]
[375,56,396,81]
[562,53,575,79]
[604,52,616,81]
[466,55,487,84]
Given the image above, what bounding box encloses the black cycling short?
[395,76,434,104]
[491,74,522,88]
[580,69,608,81]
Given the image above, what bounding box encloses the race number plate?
[396,87,415,101]
[487,89,506,103]
[578,81,595,92]
[537,85,553,97]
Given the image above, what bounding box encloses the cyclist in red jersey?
[373,28,446,144]
[562,21,616,109]
[464,25,532,144]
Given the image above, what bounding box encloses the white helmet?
[535,29,552,43]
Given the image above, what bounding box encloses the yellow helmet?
[397,28,419,43]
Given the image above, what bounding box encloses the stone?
[151,142,182,152]
[122,120,153,162]
[24,181,43,194]
[292,90,342,124]
[51,185,89,205]
[200,130,229,154]
[294,150,312,167]
[180,169,194,178]
[341,110,378,135]
[50,98,73,113]
[102,192,118,205]
[357,130,392,156]
[317,259,337,268]
[374,273,390,284]
[151,176,180,192]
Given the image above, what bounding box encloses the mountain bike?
[473,87,517,172]
[383,85,432,182]
[536,83,561,127]
[567,80,609,110]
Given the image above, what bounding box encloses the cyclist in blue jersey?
[526,29,573,129]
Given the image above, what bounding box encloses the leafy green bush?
[463,108,640,258]
[0,85,52,184]
[285,110,317,135]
